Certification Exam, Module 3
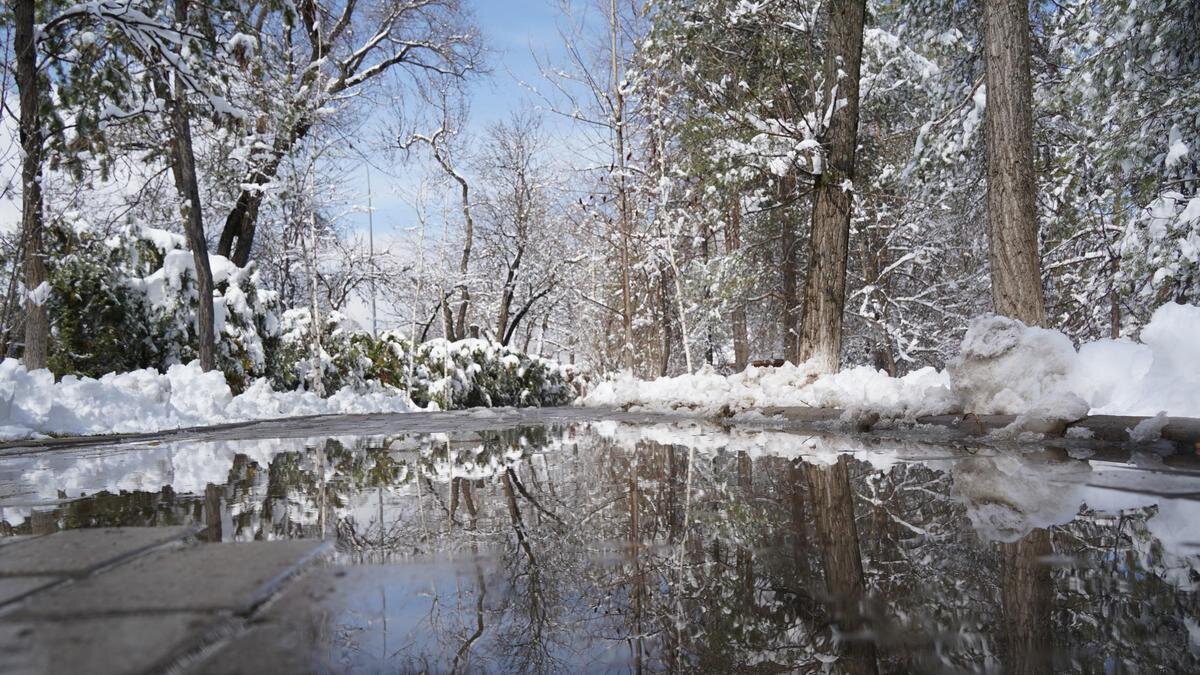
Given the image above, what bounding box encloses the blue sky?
[339,0,572,241]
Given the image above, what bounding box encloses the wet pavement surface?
[1,408,1198,673]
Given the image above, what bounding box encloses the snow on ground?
[4,302,1198,441]
[584,302,1200,422]
[585,363,956,419]
[0,360,416,441]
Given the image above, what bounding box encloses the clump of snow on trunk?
[1128,411,1170,443]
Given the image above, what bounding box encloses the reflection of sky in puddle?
[2,420,1199,671]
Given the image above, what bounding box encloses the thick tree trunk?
[805,456,878,675]
[15,0,49,370]
[797,0,867,374]
[983,0,1047,326]
[167,0,216,371]
[726,200,749,370]
[1001,528,1054,674]
[454,171,473,340]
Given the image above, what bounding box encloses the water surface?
[1,417,1197,673]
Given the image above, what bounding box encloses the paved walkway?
[0,528,330,674]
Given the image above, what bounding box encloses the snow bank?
[583,361,955,418]
[1074,303,1200,416]
[583,302,1200,422]
[0,359,416,440]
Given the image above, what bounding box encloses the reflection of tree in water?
[6,423,1200,672]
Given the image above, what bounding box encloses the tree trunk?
[726,199,749,370]
[495,255,522,343]
[610,0,635,372]
[15,0,49,370]
[659,263,674,376]
[454,170,473,340]
[983,0,1047,326]
[805,456,878,675]
[166,0,216,371]
[216,121,312,267]
[780,172,800,362]
[797,0,867,374]
[1001,528,1054,674]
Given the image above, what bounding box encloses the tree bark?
[15,0,49,370]
[797,0,867,374]
[453,170,473,340]
[166,0,216,371]
[659,263,674,376]
[983,0,1047,326]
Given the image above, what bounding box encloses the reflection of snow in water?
[951,455,1091,543]
[5,419,1199,590]
[4,437,331,504]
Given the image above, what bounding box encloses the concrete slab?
[0,527,195,577]
[0,612,223,675]
[0,536,34,549]
[11,540,331,619]
[0,577,59,607]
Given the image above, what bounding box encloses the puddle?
[2,418,1198,672]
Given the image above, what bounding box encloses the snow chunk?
[953,455,1090,543]
[1165,125,1189,168]
[582,302,1200,423]
[1079,303,1200,416]
[583,361,956,419]
[1128,411,1169,443]
[948,315,1078,415]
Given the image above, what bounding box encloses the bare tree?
[608,0,635,370]
[477,114,561,346]
[397,91,475,340]
[216,0,481,267]
[983,0,1047,325]
[796,0,868,374]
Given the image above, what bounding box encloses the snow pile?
[582,361,955,418]
[584,302,1200,423]
[1073,303,1200,416]
[0,359,415,440]
[955,302,1200,420]
[947,316,1081,415]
